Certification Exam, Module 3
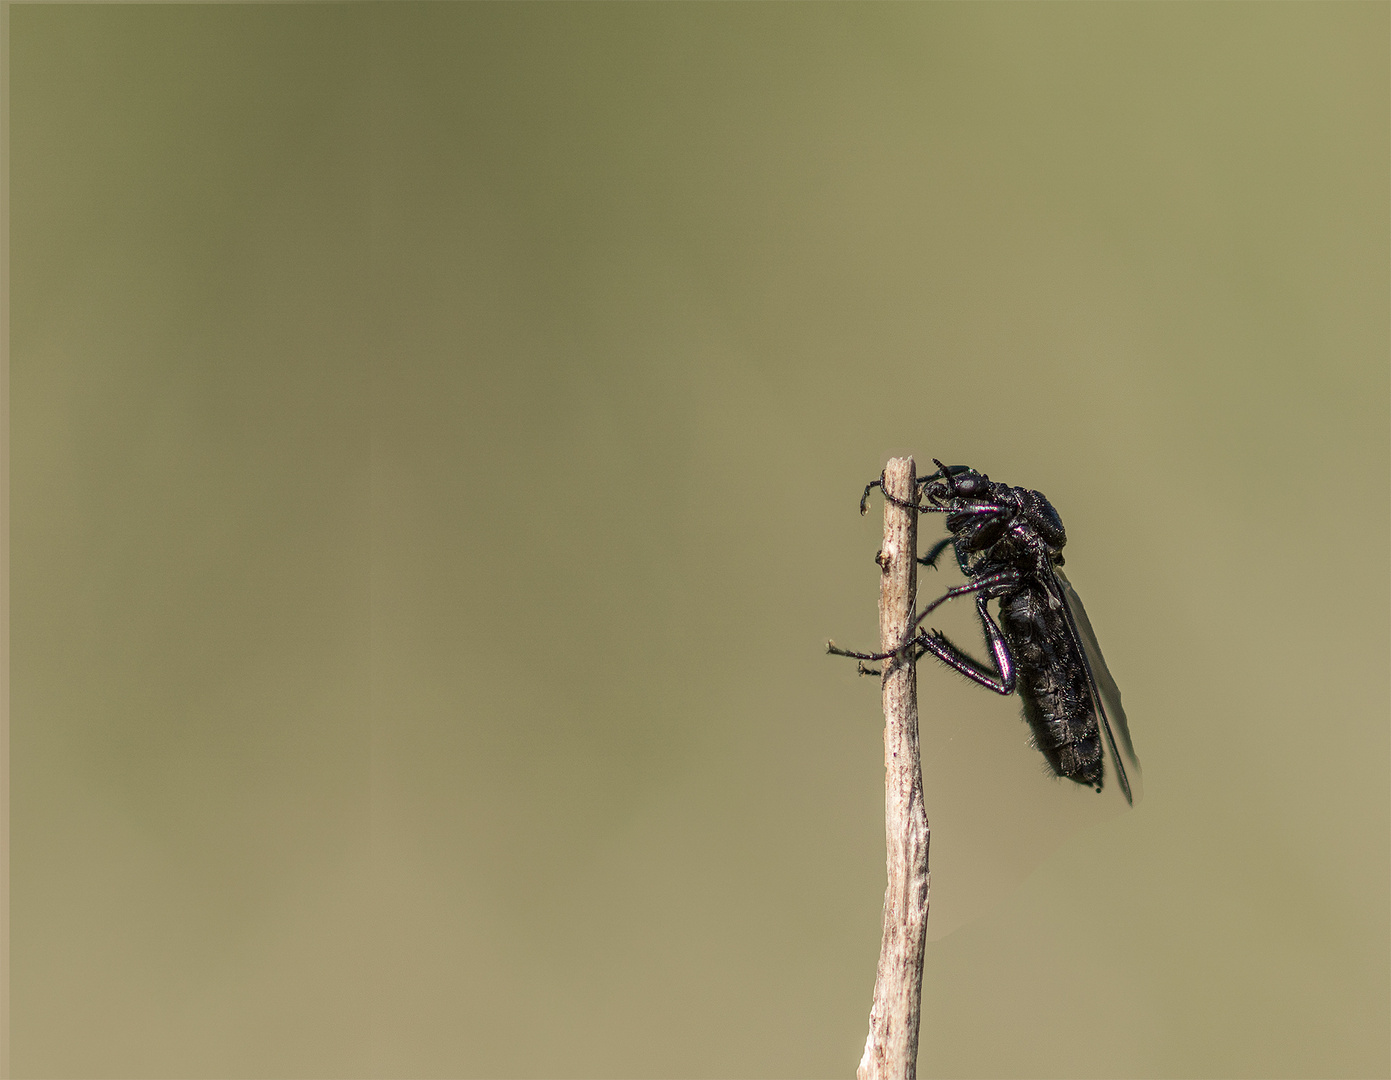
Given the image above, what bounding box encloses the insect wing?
[914,564,1135,940]
[1052,567,1142,804]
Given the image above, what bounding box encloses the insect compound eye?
[953,473,990,497]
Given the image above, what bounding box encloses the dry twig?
[857,456,930,1080]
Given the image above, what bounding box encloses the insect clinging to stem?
[828,459,1141,804]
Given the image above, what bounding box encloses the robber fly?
[829,460,1140,804]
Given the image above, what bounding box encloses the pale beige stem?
[858,457,930,1080]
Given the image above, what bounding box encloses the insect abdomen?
[1000,585,1105,790]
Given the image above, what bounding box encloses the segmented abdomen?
[999,582,1104,790]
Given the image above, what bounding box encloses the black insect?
[829,460,1140,804]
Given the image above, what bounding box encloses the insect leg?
[826,570,1020,665]
[909,569,1021,633]
[918,537,955,569]
[828,637,929,664]
[862,473,1000,517]
[858,475,883,515]
[860,472,923,515]
[915,596,1016,694]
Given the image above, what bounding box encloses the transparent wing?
[913,563,1137,940]
[1052,567,1142,805]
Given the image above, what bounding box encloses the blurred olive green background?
[10,4,1388,1077]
